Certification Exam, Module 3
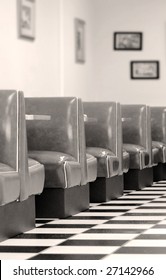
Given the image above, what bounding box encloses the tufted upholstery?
[25,97,88,189]
[84,102,121,178]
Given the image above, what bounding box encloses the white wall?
[92,0,166,105]
[0,0,60,97]
[1,0,166,104]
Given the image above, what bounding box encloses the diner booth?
[121,104,161,190]
[0,90,45,242]
[25,97,97,218]
[1,91,166,244]
[83,102,129,202]
[151,107,166,182]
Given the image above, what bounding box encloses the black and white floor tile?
[1,183,166,260]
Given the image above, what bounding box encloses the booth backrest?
[151,107,166,143]
[25,97,79,161]
[77,98,87,185]
[25,97,87,185]
[83,102,117,155]
[122,104,147,148]
[0,90,30,201]
[122,104,152,166]
[18,91,30,201]
[0,91,18,170]
[116,103,123,175]
[146,106,152,166]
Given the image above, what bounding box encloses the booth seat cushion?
[0,163,20,206]
[28,158,45,196]
[123,144,149,170]
[28,151,81,189]
[152,141,166,163]
[123,150,130,173]
[86,153,97,183]
[86,147,119,178]
[152,145,160,165]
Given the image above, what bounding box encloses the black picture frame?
[114,32,142,50]
[18,0,35,40]
[131,61,160,79]
[75,18,86,63]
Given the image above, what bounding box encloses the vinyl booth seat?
[122,104,153,190]
[122,149,130,173]
[0,164,20,206]
[28,158,45,196]
[86,147,119,178]
[0,90,45,242]
[123,144,149,170]
[25,97,90,218]
[151,107,166,181]
[83,102,124,202]
[28,151,81,189]
[86,153,97,183]
[151,143,161,166]
[148,107,161,168]
[152,141,166,164]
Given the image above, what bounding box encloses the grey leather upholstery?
[28,158,45,196]
[19,92,45,199]
[28,151,81,188]
[122,104,152,170]
[152,144,160,165]
[86,147,119,178]
[0,91,20,205]
[25,97,89,189]
[86,153,97,182]
[152,141,166,163]
[151,107,166,163]
[84,102,121,178]
[123,149,130,173]
[146,106,160,166]
[123,144,149,169]
[0,90,44,206]
[117,103,129,173]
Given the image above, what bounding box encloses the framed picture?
[75,18,85,63]
[131,61,159,79]
[18,0,35,40]
[114,32,142,50]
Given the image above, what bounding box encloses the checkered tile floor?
[1,183,166,260]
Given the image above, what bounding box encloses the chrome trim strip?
[16,92,19,172]
[64,161,68,188]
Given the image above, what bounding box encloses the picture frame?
[18,0,35,40]
[75,18,85,63]
[114,32,142,50]
[131,61,159,79]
